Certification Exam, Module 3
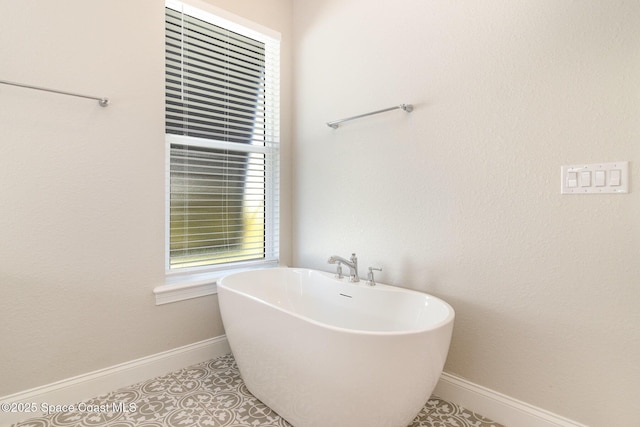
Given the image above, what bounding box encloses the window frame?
[163,0,281,286]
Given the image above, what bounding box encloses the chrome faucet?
[328,253,359,282]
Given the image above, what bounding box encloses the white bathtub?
[217,267,455,427]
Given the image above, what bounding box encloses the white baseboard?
[2,338,587,427]
[434,372,589,427]
[0,335,230,427]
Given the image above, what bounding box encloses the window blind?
[165,2,279,271]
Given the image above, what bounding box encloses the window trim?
[165,0,281,46]
[157,0,281,304]
[154,263,280,305]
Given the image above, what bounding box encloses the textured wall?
[0,0,292,396]
[291,1,640,425]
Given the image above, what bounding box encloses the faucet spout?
[327,255,348,264]
[328,253,359,282]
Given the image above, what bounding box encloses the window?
[165,1,280,273]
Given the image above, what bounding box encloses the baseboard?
[1,339,587,427]
[434,372,589,427]
[0,335,230,427]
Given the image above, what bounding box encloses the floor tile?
[412,396,504,427]
[11,353,503,427]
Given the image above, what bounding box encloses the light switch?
[561,162,629,194]
[610,169,621,186]
[580,171,591,187]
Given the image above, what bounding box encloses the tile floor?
[11,353,503,427]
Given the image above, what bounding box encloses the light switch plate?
[561,161,629,194]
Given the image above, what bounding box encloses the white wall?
[0,0,292,397]
[292,1,640,426]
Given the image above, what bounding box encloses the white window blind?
[165,1,280,271]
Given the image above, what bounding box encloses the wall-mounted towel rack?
[327,103,413,129]
[0,79,109,107]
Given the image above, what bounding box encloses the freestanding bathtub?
[217,267,454,427]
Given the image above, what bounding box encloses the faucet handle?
[335,261,343,279]
[366,267,382,286]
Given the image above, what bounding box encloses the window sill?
[153,262,280,305]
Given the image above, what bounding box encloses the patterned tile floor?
[11,353,503,427]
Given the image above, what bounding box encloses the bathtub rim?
[218,267,455,337]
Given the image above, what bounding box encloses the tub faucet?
[328,253,359,282]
